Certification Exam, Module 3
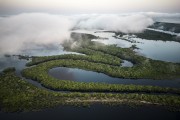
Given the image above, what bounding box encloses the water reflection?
[133,37,180,63]
[0,43,82,73]
[0,55,27,73]
[72,30,180,63]
[49,67,75,80]
[49,67,180,88]
[121,60,133,67]
[18,44,82,56]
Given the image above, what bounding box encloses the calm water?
[73,30,180,63]
[0,55,27,73]
[0,43,82,72]
[49,67,180,88]
[18,44,82,56]
[121,60,133,67]
[134,39,180,63]
[0,46,83,89]
[0,104,179,120]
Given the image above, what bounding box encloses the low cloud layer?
[0,13,73,55]
[143,12,180,23]
[74,14,154,33]
[0,12,179,55]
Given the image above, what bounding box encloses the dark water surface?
[49,67,180,88]
[0,104,179,120]
[1,55,180,89]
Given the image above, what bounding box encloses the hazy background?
[0,0,180,15]
[0,0,180,55]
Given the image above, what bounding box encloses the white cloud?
[74,14,154,33]
[0,13,74,54]
[0,12,180,55]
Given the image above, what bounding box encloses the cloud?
[1,12,180,55]
[74,14,154,33]
[176,34,180,41]
[0,13,74,55]
[143,12,180,18]
[0,13,155,55]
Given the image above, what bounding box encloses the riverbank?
[1,69,180,112]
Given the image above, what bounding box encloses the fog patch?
[1,12,180,56]
[0,13,74,55]
[176,34,180,41]
[74,14,154,33]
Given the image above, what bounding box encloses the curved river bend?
[49,67,180,88]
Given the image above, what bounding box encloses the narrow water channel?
[49,67,180,88]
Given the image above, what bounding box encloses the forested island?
[1,32,180,112]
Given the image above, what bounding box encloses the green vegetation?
[26,33,180,80]
[85,44,180,79]
[149,22,180,33]
[2,67,16,73]
[134,30,177,41]
[27,50,122,67]
[21,32,180,96]
[1,32,180,112]
[14,55,31,60]
[22,59,180,93]
[115,29,179,42]
[1,70,180,112]
[0,70,63,112]
[27,33,122,66]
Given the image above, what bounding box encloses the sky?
[0,0,180,15]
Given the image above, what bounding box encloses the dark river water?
[0,104,180,120]
[49,67,180,88]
